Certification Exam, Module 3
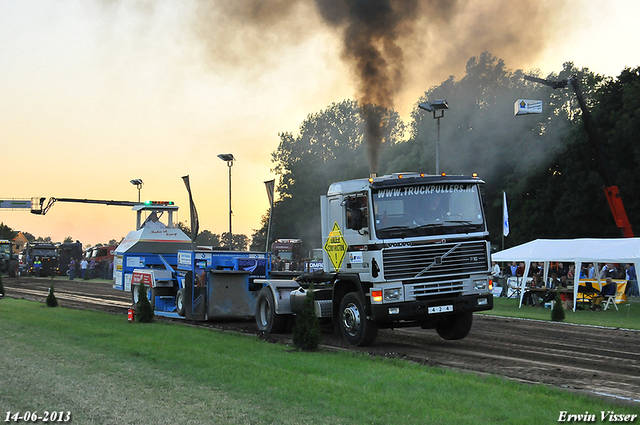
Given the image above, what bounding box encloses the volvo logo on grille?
[435,256,443,265]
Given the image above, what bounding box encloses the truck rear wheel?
[255,287,286,334]
[435,312,473,340]
[339,292,378,346]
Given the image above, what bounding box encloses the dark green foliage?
[136,284,154,323]
[292,283,322,351]
[0,273,5,297]
[255,54,640,251]
[0,222,18,240]
[46,284,59,308]
[551,293,565,322]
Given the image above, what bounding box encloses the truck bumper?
[370,293,493,323]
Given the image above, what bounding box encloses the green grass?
[482,296,640,330]
[1,298,637,424]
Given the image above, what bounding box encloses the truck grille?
[382,241,488,282]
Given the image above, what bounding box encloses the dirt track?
[3,276,639,405]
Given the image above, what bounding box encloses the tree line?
[249,52,640,253]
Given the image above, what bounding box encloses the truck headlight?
[473,280,488,291]
[384,288,401,301]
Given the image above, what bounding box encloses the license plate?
[428,305,453,314]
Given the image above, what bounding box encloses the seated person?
[590,278,617,311]
[548,272,562,289]
[522,274,544,306]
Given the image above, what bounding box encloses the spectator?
[491,261,500,279]
[89,259,96,279]
[510,262,517,276]
[590,278,617,311]
[625,264,638,297]
[33,257,42,277]
[69,257,76,280]
[80,258,88,279]
[599,264,609,279]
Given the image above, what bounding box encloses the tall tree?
[220,233,248,251]
[195,230,221,248]
[0,223,17,240]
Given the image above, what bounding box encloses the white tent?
[492,238,640,310]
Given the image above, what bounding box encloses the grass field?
[1,298,637,425]
[482,296,640,330]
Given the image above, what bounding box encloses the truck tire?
[255,287,287,334]
[131,285,154,309]
[435,312,473,340]
[339,292,378,346]
[176,288,185,316]
[8,260,18,278]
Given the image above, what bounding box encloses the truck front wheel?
[339,292,378,346]
[255,287,287,334]
[435,312,473,340]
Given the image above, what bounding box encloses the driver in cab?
[413,194,448,225]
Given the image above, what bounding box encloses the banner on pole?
[182,175,199,242]
[264,180,275,207]
[503,191,510,237]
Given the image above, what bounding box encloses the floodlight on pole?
[130,179,143,203]
[217,153,235,250]
[419,99,449,175]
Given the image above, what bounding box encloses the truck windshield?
[32,248,56,257]
[0,244,11,255]
[372,183,485,238]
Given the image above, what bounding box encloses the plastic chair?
[601,295,618,311]
[602,282,627,311]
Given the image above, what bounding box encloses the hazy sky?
[1,0,639,247]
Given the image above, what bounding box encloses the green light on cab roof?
[144,200,174,206]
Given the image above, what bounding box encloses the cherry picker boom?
[30,197,139,215]
[524,74,634,238]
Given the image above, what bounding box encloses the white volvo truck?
[255,173,493,346]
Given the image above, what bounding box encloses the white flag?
[503,191,510,237]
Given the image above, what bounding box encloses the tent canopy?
[493,238,640,265]
[492,238,640,310]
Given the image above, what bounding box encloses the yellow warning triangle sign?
[323,222,348,271]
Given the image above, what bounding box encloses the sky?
[1,0,639,247]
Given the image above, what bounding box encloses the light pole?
[130,179,143,203]
[419,99,449,175]
[217,154,234,250]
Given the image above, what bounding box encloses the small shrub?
[551,292,565,322]
[136,284,154,323]
[46,284,59,308]
[0,273,4,297]
[292,283,322,351]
